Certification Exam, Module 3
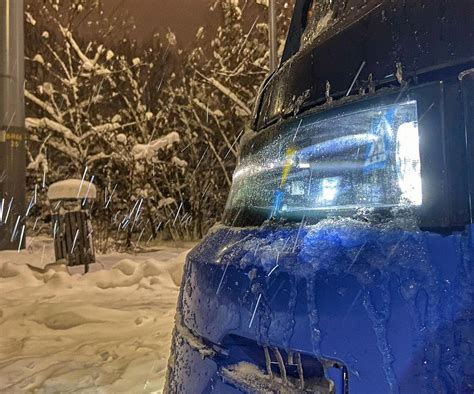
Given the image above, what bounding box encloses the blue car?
[166,0,474,392]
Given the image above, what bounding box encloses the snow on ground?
[0,237,195,393]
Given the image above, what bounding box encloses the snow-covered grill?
[51,210,95,268]
[48,180,96,272]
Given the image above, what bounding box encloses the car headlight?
[226,100,422,221]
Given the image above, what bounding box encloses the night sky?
[101,0,214,45]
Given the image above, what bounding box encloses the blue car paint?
[167,220,474,393]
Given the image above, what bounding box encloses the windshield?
[224,101,422,226]
[299,0,383,49]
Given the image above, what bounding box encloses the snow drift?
[0,242,192,393]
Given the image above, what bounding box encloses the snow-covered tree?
[24,0,292,246]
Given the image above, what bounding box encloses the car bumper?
[166,220,474,393]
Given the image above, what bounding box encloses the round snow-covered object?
[145,111,154,120]
[48,179,97,201]
[116,133,127,143]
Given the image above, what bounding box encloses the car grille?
[218,335,348,393]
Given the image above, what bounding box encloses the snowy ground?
[0,237,194,393]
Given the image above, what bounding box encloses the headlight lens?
[226,101,422,222]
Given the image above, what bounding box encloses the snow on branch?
[86,152,113,166]
[92,123,122,133]
[25,90,63,123]
[26,117,80,145]
[59,25,94,70]
[196,72,251,116]
[132,132,181,161]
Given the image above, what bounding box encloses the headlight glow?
[396,121,423,206]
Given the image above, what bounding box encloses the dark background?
[101,0,214,44]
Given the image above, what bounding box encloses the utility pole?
[0,0,26,250]
[269,0,278,72]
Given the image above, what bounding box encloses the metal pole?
[0,0,26,250]
[269,0,278,72]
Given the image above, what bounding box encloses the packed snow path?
[0,238,194,393]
